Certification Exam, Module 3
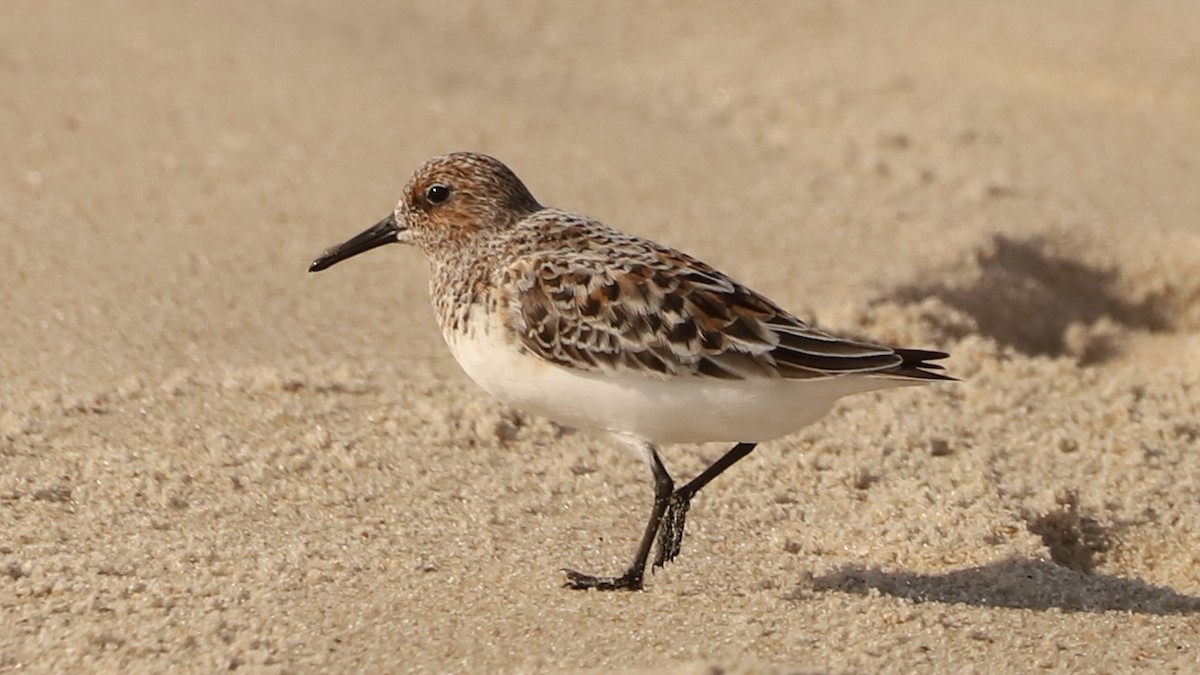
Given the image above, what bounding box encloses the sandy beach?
[3,1,1199,671]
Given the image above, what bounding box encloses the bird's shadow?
[807,557,1200,615]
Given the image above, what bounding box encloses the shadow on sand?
[809,557,1200,615]
[889,234,1175,363]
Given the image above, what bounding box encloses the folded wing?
[501,219,951,382]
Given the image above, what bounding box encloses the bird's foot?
[654,490,692,568]
[561,568,644,591]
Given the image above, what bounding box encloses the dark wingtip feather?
[890,348,957,381]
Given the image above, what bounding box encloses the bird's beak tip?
[308,213,401,274]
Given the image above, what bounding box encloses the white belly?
[443,316,910,445]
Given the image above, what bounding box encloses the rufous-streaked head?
[310,152,541,272]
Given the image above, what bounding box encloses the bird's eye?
[426,184,450,204]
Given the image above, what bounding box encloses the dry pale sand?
[3,1,1200,672]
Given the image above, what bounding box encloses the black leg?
[655,442,757,568]
[563,445,674,591]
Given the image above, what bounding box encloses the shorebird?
[310,152,953,590]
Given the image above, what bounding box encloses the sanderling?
[311,152,953,591]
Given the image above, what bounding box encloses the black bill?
[309,213,402,273]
